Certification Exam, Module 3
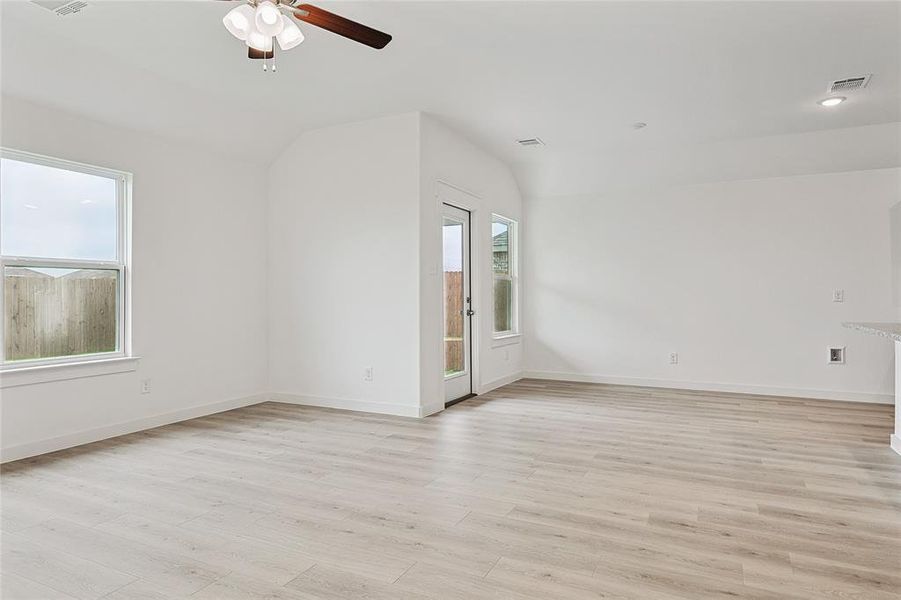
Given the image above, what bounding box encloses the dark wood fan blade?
[248,47,274,59]
[293,4,392,49]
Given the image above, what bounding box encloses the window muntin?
[0,150,129,367]
[492,215,518,336]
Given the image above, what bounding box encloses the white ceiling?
[2,1,899,196]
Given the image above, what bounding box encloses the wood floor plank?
[1,380,898,599]
[285,564,432,600]
[0,572,79,600]
[17,520,226,596]
[1,534,136,599]
[94,514,316,586]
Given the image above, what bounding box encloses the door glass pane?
[1,157,118,260]
[3,267,119,361]
[443,219,464,376]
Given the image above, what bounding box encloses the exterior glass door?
[442,204,472,402]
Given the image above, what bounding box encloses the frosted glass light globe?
[223,4,255,41]
[246,24,273,52]
[255,1,284,37]
[276,15,304,50]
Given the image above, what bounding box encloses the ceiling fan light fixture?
[246,25,273,52]
[221,1,392,71]
[276,15,304,50]
[255,1,284,36]
[222,4,255,41]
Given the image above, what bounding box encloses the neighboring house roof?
[493,230,508,251]
[4,268,112,280]
[61,270,114,280]
[4,267,51,278]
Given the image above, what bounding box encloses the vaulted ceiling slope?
[2,1,899,196]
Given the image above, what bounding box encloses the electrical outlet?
[827,347,845,364]
[363,367,373,382]
[140,379,151,394]
[832,289,844,303]
[669,352,679,365]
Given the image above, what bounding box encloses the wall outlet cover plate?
[827,347,845,364]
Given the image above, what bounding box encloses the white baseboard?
[1,393,268,464]
[270,392,424,418]
[522,370,894,405]
[892,434,901,456]
[420,400,446,417]
[7,379,890,463]
[479,372,523,395]
[270,374,527,418]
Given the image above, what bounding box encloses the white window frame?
[0,148,133,372]
[491,214,519,339]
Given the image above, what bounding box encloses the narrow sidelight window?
[492,214,518,336]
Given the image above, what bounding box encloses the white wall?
[11,95,890,463]
[267,113,424,416]
[0,96,270,461]
[1,105,523,461]
[894,342,901,452]
[891,200,901,319]
[267,112,524,417]
[524,168,899,403]
[515,122,901,198]
[419,115,524,410]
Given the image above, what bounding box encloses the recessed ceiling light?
[80,199,94,205]
[818,97,846,107]
[24,204,39,210]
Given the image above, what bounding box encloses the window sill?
[0,356,140,389]
[491,334,522,348]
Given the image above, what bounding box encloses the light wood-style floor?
[2,379,899,599]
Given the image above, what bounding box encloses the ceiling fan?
[218,0,392,70]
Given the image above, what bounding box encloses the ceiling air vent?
[827,75,871,94]
[516,138,544,147]
[31,0,88,16]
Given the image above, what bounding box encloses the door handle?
[466,309,476,317]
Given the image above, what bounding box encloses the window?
[1,149,130,368]
[492,214,518,337]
